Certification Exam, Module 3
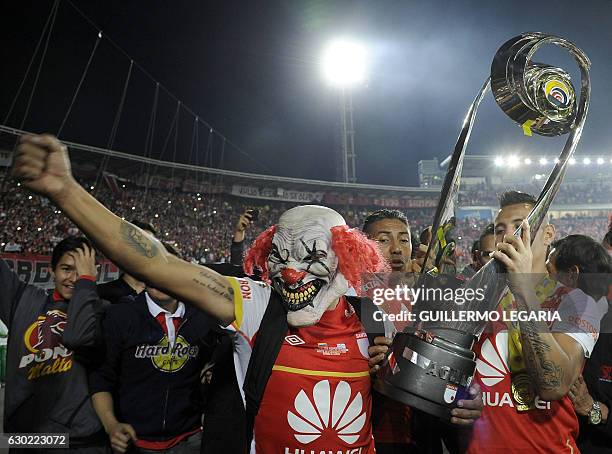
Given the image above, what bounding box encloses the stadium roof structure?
[0,124,439,196]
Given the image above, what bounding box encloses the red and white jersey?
[226,277,375,454]
[466,284,608,453]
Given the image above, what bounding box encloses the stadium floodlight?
[507,155,520,168]
[539,157,548,165]
[534,174,543,180]
[569,157,577,165]
[494,156,504,166]
[583,157,591,165]
[554,158,560,163]
[596,157,604,165]
[524,158,532,165]
[321,38,368,87]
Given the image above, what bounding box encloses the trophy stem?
[420,78,491,277]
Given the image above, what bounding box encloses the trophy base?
[374,331,477,421]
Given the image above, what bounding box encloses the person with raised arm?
[12,134,235,326]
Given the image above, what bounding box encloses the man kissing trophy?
[374,32,591,419]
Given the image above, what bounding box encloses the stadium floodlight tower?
[321,38,368,183]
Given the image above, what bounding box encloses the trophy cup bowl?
[374,32,590,420]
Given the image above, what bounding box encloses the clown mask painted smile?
[270,238,331,312]
[275,277,324,311]
[268,215,346,326]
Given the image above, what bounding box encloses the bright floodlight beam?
[321,39,368,87]
[507,155,520,168]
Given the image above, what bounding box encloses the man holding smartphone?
[230,208,258,266]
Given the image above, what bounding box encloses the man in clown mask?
[12,135,388,453]
[231,205,386,453]
[13,135,484,453]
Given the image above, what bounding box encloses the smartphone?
[247,209,259,222]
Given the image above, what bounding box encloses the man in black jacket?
[1,236,108,452]
[89,243,217,453]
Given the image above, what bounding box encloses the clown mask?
[270,206,348,326]
[244,205,387,327]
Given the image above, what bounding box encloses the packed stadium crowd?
[2,177,610,268]
[1,134,612,454]
[458,181,612,205]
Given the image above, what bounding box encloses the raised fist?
[11,134,75,199]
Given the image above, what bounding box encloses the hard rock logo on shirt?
[19,310,72,380]
[134,335,199,372]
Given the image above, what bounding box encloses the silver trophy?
[374,32,591,419]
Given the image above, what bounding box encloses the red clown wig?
[243,225,277,282]
[330,225,388,289]
[243,223,387,289]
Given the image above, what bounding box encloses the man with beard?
[464,191,607,453]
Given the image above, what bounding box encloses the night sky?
[2,0,612,186]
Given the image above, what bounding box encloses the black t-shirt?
[578,309,612,453]
[97,277,138,304]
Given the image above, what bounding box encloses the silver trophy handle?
[419,78,491,277]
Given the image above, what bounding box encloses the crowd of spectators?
[459,181,612,205]
[1,177,610,268]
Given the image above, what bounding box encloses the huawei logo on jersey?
[287,380,365,445]
[475,331,509,387]
[476,330,552,410]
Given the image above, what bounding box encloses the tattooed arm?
[514,289,584,400]
[492,220,584,401]
[11,134,235,324]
